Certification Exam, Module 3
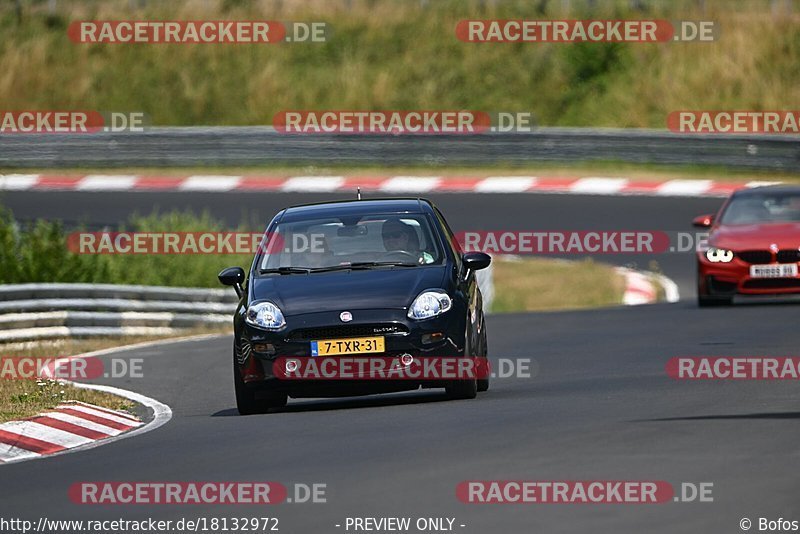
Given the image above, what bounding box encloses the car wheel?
[697,286,733,307]
[233,348,287,414]
[476,329,489,392]
[697,271,733,307]
[477,360,490,392]
[446,377,478,399]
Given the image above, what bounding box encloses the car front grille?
[287,323,409,341]
[777,250,800,263]
[736,250,772,264]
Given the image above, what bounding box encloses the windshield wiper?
[259,266,315,275]
[260,262,417,275]
[347,261,418,269]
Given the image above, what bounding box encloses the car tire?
[476,330,489,392]
[233,350,287,414]
[446,377,478,399]
[697,272,733,307]
[477,367,490,392]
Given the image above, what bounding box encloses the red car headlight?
[705,247,734,263]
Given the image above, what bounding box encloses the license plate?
[310,336,385,356]
[750,264,798,278]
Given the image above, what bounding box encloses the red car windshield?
[720,192,800,225]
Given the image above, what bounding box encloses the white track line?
[281,176,345,192]
[656,179,713,196]
[570,177,629,194]
[0,174,39,190]
[179,175,242,191]
[475,177,536,193]
[379,176,441,193]
[76,175,138,191]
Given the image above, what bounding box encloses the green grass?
[0,207,253,287]
[0,0,796,128]
[492,256,627,312]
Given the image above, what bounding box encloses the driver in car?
[381,218,434,264]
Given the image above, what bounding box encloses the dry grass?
[492,256,627,313]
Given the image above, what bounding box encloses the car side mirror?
[463,252,491,271]
[692,214,714,228]
[218,266,245,298]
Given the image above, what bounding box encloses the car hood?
[250,266,448,316]
[710,223,800,250]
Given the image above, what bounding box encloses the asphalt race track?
[1,191,798,533]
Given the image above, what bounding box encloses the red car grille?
[777,250,800,263]
[737,250,772,264]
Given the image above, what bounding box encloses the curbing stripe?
[68,400,142,422]
[56,407,139,431]
[0,429,65,455]
[61,404,143,426]
[0,440,41,461]
[38,411,123,436]
[0,173,757,197]
[0,421,93,448]
[31,416,111,440]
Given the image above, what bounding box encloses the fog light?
[253,343,276,355]
[421,332,445,345]
[400,354,414,366]
[285,359,299,373]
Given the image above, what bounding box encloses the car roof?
[733,184,800,197]
[279,198,434,222]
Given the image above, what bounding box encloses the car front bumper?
[698,254,800,296]
[236,308,468,394]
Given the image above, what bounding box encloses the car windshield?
[258,213,444,272]
[719,192,800,225]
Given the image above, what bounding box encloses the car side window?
[434,208,462,272]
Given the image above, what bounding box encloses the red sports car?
[695,185,800,306]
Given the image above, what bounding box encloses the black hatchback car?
[219,198,491,414]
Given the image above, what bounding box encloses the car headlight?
[705,247,734,263]
[245,301,286,330]
[408,290,452,320]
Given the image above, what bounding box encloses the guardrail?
[0,283,237,342]
[1,127,798,171]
